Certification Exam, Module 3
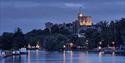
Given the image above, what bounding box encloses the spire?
[78,7,83,17]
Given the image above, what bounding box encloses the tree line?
[0,18,125,50]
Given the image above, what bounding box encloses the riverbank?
[0,48,28,58]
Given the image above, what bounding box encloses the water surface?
[0,50,125,63]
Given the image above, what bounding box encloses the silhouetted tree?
[51,24,59,33]
[0,32,13,50]
[12,27,27,49]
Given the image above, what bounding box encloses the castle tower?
[77,8,92,26]
[78,7,84,19]
[73,8,93,34]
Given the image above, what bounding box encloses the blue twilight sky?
[0,0,125,34]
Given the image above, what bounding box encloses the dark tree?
[51,24,59,33]
[12,27,27,49]
[60,27,70,35]
[0,32,13,50]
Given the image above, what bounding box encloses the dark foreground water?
[0,50,125,63]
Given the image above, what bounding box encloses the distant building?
[78,9,92,27]
[72,8,93,37]
[44,8,93,37]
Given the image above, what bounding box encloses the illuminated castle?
[45,8,93,36]
[72,8,93,34]
[78,8,92,26]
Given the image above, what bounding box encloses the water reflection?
[112,55,116,63]
[70,51,73,63]
[63,50,66,63]
[28,50,31,63]
[78,51,89,63]
[36,50,39,63]
[111,52,116,63]
[112,52,115,56]
[0,51,125,63]
[98,52,103,57]
[98,52,103,63]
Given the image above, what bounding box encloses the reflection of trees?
[3,56,22,63]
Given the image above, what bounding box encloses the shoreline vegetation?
[0,18,125,53]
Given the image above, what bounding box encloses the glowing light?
[63,45,66,48]
[28,44,31,48]
[79,13,83,17]
[112,41,115,51]
[98,46,102,50]
[36,44,40,49]
[112,52,115,56]
[99,42,102,45]
[70,43,73,47]
[36,41,40,49]
[112,41,115,45]
[79,16,92,26]
[99,52,102,57]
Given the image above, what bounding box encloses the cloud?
[1,1,84,9]
[64,3,83,8]
[0,0,125,34]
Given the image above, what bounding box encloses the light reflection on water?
[98,52,103,63]
[28,50,30,63]
[0,50,125,63]
[63,50,66,63]
[70,51,73,63]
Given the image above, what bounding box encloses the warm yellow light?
[36,44,40,48]
[79,16,92,26]
[36,41,40,49]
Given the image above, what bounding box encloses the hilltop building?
[73,8,93,35]
[45,8,94,37]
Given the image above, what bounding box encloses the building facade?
[73,8,93,35]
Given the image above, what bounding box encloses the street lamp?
[99,42,102,45]
[98,41,102,52]
[112,41,115,52]
[63,45,66,48]
[85,40,88,50]
[70,43,73,47]
[112,41,115,46]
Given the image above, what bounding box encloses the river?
[0,50,125,63]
